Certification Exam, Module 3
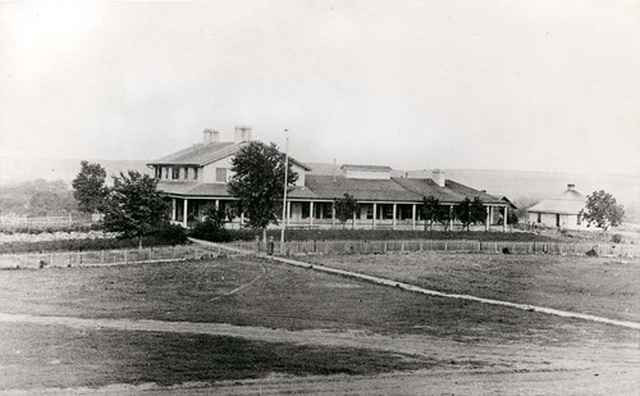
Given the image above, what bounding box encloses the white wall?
[528,212,586,230]
[202,156,235,183]
[343,169,390,179]
[201,156,306,186]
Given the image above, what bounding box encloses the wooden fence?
[232,239,640,258]
[0,245,221,269]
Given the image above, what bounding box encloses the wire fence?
[0,245,222,269]
[231,239,640,258]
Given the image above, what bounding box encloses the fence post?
[401,241,405,252]
[383,241,387,253]
[444,241,447,251]
[124,250,128,264]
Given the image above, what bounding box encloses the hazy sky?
[1,1,640,174]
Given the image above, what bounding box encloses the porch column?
[215,199,220,210]
[183,199,188,228]
[412,204,416,231]
[353,209,357,228]
[372,203,377,229]
[331,202,336,227]
[286,201,291,227]
[449,205,454,230]
[485,206,490,231]
[240,212,245,226]
[171,198,177,221]
[503,206,508,232]
[490,206,494,226]
[309,201,314,226]
[392,203,397,229]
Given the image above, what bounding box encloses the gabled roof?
[340,164,392,172]
[148,141,243,166]
[392,178,505,204]
[444,180,505,204]
[148,140,311,170]
[528,188,585,215]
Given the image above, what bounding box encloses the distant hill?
[0,157,150,186]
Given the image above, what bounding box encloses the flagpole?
[280,129,289,253]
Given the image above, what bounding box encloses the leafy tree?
[453,198,473,231]
[453,197,486,231]
[420,196,441,231]
[334,193,359,229]
[470,197,487,226]
[580,190,625,231]
[435,205,452,231]
[72,160,108,214]
[228,141,298,242]
[101,171,168,244]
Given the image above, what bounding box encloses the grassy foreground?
[0,322,437,390]
[0,258,636,346]
[310,252,640,323]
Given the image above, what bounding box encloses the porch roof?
[156,181,317,199]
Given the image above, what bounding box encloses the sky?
[1,0,640,175]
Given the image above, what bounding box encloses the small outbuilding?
[527,184,586,229]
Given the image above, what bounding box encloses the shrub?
[148,223,188,245]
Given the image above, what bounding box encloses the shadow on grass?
[0,323,440,390]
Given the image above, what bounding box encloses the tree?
[470,197,487,226]
[453,198,473,231]
[72,160,108,214]
[228,141,298,242]
[334,193,358,228]
[101,171,168,244]
[580,190,625,231]
[421,196,441,231]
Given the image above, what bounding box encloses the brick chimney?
[234,126,252,143]
[203,128,220,144]
[432,169,445,187]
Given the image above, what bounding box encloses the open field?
[1,256,639,393]
[1,258,637,345]
[0,322,437,391]
[309,252,640,323]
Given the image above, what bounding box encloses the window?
[154,167,161,179]
[216,168,228,183]
[193,167,198,180]
[537,213,541,223]
[172,167,180,180]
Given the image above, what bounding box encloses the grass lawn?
[0,322,438,390]
[309,252,640,323]
[0,258,636,346]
